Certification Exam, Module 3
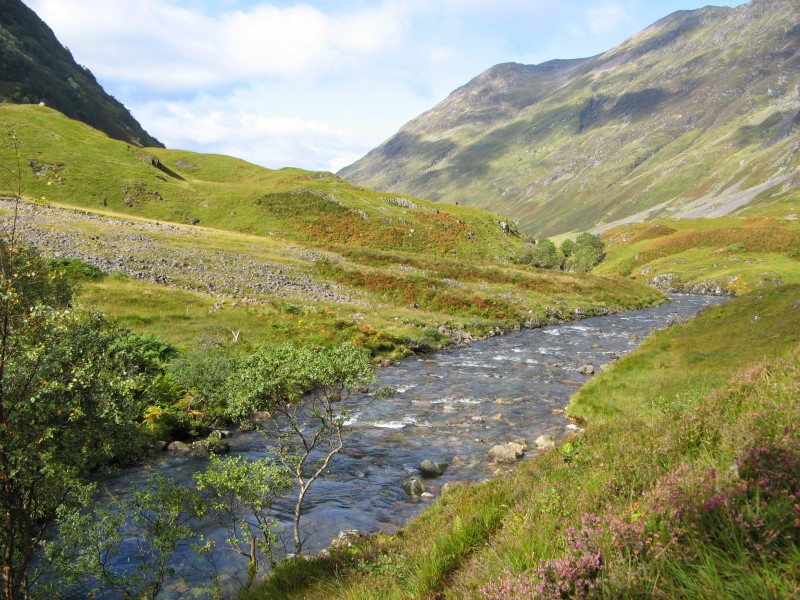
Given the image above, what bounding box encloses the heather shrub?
[481,348,800,599]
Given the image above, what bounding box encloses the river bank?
[247,284,799,599]
[94,293,725,597]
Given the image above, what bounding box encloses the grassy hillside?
[244,283,800,599]
[341,0,800,237]
[0,104,525,261]
[0,0,162,147]
[597,216,800,294]
[0,104,663,357]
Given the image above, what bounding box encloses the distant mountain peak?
[340,0,800,237]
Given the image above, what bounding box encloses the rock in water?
[166,441,190,452]
[402,476,426,496]
[578,364,595,375]
[507,441,526,458]
[488,444,518,463]
[420,459,445,477]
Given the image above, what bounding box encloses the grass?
[0,104,669,359]
[597,216,800,294]
[0,104,526,261]
[243,284,800,598]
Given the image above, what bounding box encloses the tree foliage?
[517,233,605,272]
[568,232,606,272]
[195,455,292,589]
[43,475,203,599]
[226,343,375,554]
[225,343,374,420]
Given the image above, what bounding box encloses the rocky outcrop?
[0,199,363,306]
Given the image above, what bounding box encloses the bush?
[518,239,562,269]
[50,257,103,282]
[567,233,606,272]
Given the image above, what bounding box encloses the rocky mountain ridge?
[340,0,800,237]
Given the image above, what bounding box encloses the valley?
[0,0,798,598]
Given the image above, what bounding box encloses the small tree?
[44,475,204,599]
[195,455,292,589]
[560,238,575,261]
[519,239,562,269]
[569,232,606,272]
[168,337,236,422]
[225,344,375,554]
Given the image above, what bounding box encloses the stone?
[402,477,426,497]
[511,437,529,448]
[578,364,595,375]
[420,459,445,477]
[507,441,526,458]
[535,435,556,450]
[488,444,518,464]
[329,530,364,550]
[205,438,231,455]
[152,440,167,452]
[166,441,190,452]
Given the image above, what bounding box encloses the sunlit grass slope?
[0,104,524,261]
[0,104,664,355]
[245,285,800,598]
[597,216,800,294]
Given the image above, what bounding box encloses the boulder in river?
[578,364,595,375]
[402,476,426,497]
[419,460,446,477]
[166,441,190,452]
[535,435,556,450]
[488,444,520,463]
[190,437,231,456]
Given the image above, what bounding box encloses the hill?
[340,0,800,237]
[0,104,662,356]
[0,103,526,261]
[0,0,162,147]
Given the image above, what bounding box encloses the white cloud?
[130,89,383,172]
[27,0,409,93]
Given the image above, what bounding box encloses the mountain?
[0,0,163,148]
[340,0,800,237]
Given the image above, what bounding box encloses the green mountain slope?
[340,0,800,237]
[0,104,524,261]
[0,0,162,147]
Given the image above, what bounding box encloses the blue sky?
[26,0,748,172]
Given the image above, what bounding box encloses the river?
[89,293,725,597]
